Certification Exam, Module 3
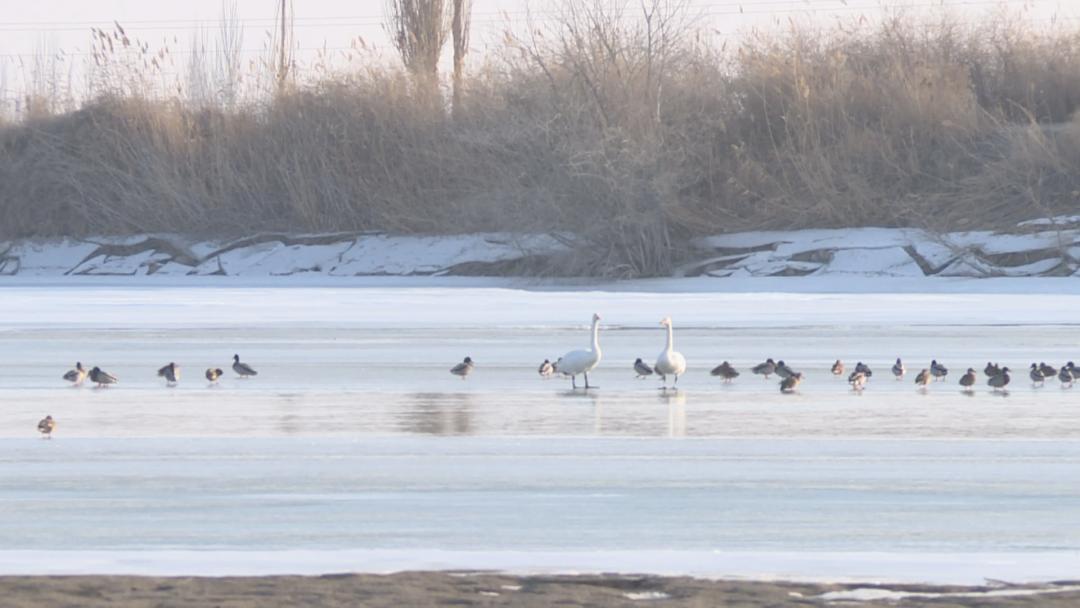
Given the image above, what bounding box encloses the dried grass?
[3,5,1080,276]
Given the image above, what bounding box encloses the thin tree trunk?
[451,0,471,118]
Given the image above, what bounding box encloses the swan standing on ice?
[655,317,687,388]
[63,362,87,385]
[557,313,602,389]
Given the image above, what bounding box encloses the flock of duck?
[37,354,259,439]
[32,314,1075,439]
[453,314,1078,396]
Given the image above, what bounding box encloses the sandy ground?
[1,573,1079,607]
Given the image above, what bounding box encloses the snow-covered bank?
[4,223,1080,280]
[0,232,564,278]
[687,225,1080,278]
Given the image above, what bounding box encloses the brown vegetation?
[3,3,1080,276]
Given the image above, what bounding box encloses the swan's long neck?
[664,323,674,352]
[590,319,601,353]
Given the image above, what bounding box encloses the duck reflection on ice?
[400,393,474,436]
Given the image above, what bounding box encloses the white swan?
[655,316,687,388]
[555,313,602,389]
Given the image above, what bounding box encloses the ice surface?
[3,284,1080,583]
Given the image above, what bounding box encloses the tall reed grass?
[3,4,1080,276]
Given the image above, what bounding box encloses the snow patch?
[0,233,566,279]
[4,223,1080,279]
[818,584,1080,602]
[623,591,671,600]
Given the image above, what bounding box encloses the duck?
[634,358,654,378]
[157,362,180,385]
[752,358,777,379]
[775,360,795,380]
[1058,365,1073,388]
[892,358,905,380]
[855,361,873,378]
[556,313,603,389]
[930,360,948,381]
[450,357,475,379]
[914,368,931,387]
[655,317,687,388]
[62,362,87,385]
[205,368,224,383]
[984,362,1000,377]
[780,372,803,393]
[710,361,739,382]
[37,415,55,439]
[538,359,554,378]
[232,354,258,377]
[1029,363,1045,387]
[1039,362,1057,378]
[988,367,1011,391]
[848,370,867,391]
[831,360,844,375]
[89,366,118,387]
[959,368,977,391]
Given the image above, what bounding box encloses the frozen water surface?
[1,279,1080,582]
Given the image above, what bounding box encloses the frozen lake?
[2,280,1080,582]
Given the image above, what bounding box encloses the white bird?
[556,313,603,389]
[655,317,687,388]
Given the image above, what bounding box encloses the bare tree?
[385,0,450,105]
[215,0,244,108]
[186,30,212,106]
[451,0,472,117]
[273,0,293,94]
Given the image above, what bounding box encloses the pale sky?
[1,0,1077,107]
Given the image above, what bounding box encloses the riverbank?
[2,573,1078,607]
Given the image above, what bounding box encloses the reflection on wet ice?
[399,393,474,436]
